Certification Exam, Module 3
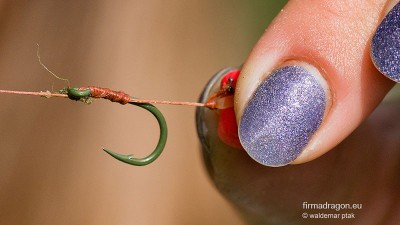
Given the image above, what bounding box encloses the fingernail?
[238,63,327,166]
[371,1,400,83]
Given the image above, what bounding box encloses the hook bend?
[103,102,168,166]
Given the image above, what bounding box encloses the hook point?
[103,148,131,164]
[103,148,150,166]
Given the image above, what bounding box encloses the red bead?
[216,70,243,149]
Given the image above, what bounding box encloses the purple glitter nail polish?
[238,65,326,166]
[371,2,400,83]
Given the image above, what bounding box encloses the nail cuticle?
[238,63,328,166]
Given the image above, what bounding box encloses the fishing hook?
[67,87,168,166]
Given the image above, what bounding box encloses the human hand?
[197,0,400,224]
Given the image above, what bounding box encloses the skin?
[198,0,400,224]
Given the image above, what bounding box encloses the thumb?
[235,0,395,166]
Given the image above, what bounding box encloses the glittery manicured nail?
[238,64,327,166]
[371,1,400,83]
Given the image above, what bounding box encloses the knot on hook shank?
[67,86,131,105]
[82,86,131,105]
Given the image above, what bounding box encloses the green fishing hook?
[67,87,168,166]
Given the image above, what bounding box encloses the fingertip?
[235,0,394,166]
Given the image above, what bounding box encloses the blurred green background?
[0,1,287,224]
